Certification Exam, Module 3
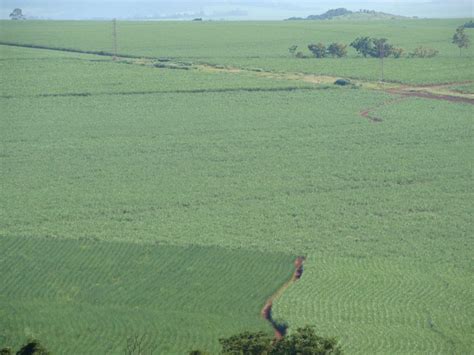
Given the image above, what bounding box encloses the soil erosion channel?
[261,257,305,339]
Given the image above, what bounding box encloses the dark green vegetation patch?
[0,236,294,354]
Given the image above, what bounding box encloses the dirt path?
[261,257,305,339]
[360,97,409,123]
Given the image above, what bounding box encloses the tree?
[327,43,348,58]
[350,36,374,57]
[452,26,470,56]
[369,38,393,82]
[9,8,25,20]
[218,327,342,355]
[219,331,272,354]
[370,38,393,58]
[308,43,327,58]
[271,326,343,355]
[16,339,50,355]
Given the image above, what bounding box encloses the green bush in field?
[409,46,439,58]
[219,331,273,354]
[308,43,327,58]
[327,43,348,58]
[350,36,374,57]
[272,326,342,355]
[351,37,405,58]
[295,51,307,58]
[218,327,342,354]
[1,339,50,355]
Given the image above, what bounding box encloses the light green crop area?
[1,19,473,354]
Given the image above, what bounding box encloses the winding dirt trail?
[359,97,408,123]
[261,257,305,339]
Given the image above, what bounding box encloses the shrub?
[295,51,307,58]
[334,79,351,86]
[463,20,474,28]
[391,47,405,58]
[308,43,327,58]
[272,326,343,355]
[219,331,272,354]
[409,46,439,58]
[327,43,348,58]
[219,326,342,354]
[350,36,373,57]
[16,339,50,355]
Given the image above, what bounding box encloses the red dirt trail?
[261,256,305,339]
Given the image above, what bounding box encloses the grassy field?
[1,19,473,354]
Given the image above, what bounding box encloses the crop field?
[1,19,473,354]
[1,19,473,84]
[1,235,295,353]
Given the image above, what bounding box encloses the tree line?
[289,27,471,59]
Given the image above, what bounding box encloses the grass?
[1,21,473,354]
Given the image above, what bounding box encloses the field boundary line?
[261,256,305,339]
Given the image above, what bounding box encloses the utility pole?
[112,18,118,61]
[379,42,385,83]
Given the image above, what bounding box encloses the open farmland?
[1,19,473,354]
[1,19,473,84]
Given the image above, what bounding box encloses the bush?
[334,79,351,86]
[272,326,343,355]
[16,339,50,355]
[409,46,439,58]
[295,51,308,58]
[327,43,348,58]
[463,20,474,28]
[219,331,272,354]
[350,36,373,57]
[219,326,342,355]
[308,43,327,58]
[391,47,405,58]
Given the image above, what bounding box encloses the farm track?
[360,97,408,123]
[261,257,305,339]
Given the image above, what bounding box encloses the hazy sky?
[1,0,473,20]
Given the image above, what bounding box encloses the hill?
[287,8,408,21]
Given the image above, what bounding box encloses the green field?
[1,19,473,84]
[1,236,295,353]
[1,19,473,354]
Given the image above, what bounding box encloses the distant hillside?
[287,8,409,21]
